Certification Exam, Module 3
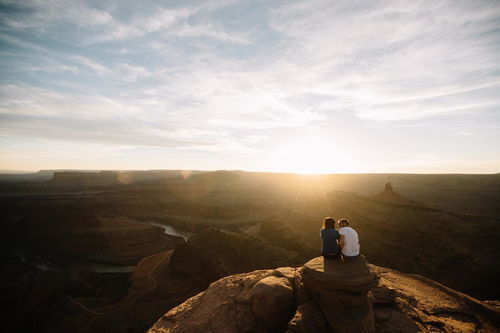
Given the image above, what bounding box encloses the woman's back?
[320,228,340,255]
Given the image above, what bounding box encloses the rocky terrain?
[169,229,306,289]
[1,221,499,332]
[1,172,499,299]
[0,228,312,333]
[0,170,499,332]
[0,248,131,332]
[149,258,500,333]
[2,206,182,266]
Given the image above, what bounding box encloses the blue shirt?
[320,228,340,255]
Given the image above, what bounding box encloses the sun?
[270,136,358,174]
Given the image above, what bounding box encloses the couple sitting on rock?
[320,217,359,260]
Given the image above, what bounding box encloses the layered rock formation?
[371,265,500,332]
[51,171,121,186]
[293,256,379,333]
[148,257,500,333]
[169,228,305,289]
[371,182,422,207]
[3,171,499,300]
[0,228,311,333]
[50,170,201,186]
[0,254,130,333]
[8,211,183,265]
[148,267,299,333]
[283,186,500,299]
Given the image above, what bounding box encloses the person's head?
[323,217,335,229]
[337,219,349,228]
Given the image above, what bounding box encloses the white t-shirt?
[339,226,360,256]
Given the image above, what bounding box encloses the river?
[145,221,194,241]
[13,221,193,273]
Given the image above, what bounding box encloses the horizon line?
[1,169,499,176]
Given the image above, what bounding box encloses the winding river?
[14,222,193,273]
[146,221,194,241]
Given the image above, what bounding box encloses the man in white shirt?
[338,219,360,257]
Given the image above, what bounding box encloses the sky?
[1,0,500,174]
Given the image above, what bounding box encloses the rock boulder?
[297,256,379,333]
[250,275,295,328]
[148,259,500,333]
[148,268,298,333]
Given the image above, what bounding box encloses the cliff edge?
[148,256,500,333]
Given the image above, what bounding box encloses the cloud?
[117,63,152,82]
[1,0,247,44]
[355,82,500,121]
[374,153,500,173]
[267,0,500,121]
[0,84,299,155]
[0,0,113,29]
[66,55,113,76]
[86,7,193,43]
[1,0,499,171]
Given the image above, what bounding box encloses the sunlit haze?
[1,0,500,173]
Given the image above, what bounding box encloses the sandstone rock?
[371,286,397,305]
[169,228,301,289]
[302,256,378,293]
[287,302,329,333]
[250,276,294,327]
[372,265,500,332]
[372,182,420,207]
[148,263,500,333]
[301,256,379,333]
[148,268,298,333]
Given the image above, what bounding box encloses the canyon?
[0,170,499,332]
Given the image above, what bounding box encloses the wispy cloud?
[374,153,500,174]
[267,0,500,121]
[0,84,285,155]
[1,0,247,44]
[0,0,499,171]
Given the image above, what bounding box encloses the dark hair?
[338,219,349,226]
[323,217,335,229]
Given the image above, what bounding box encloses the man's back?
[339,226,360,256]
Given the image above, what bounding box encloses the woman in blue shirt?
[320,217,340,259]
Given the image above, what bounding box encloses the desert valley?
[2,0,500,332]
[0,170,499,332]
